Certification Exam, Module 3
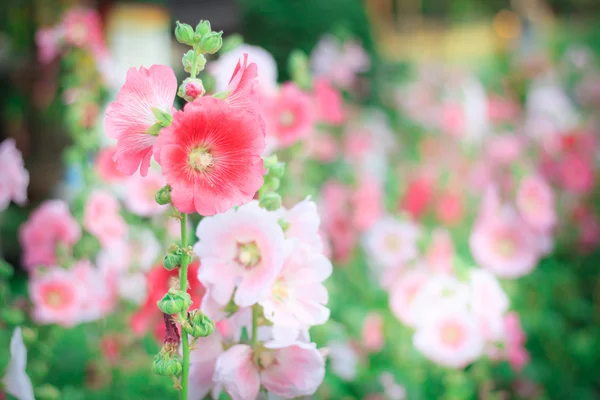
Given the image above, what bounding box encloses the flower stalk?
[178,214,191,400]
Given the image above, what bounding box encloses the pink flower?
[313,78,345,125]
[263,83,316,148]
[399,178,433,220]
[95,146,125,183]
[36,27,62,64]
[260,240,332,342]
[364,216,420,270]
[410,276,470,321]
[123,168,168,217]
[188,332,224,400]
[413,305,484,368]
[439,103,465,137]
[516,175,556,231]
[154,97,265,216]
[362,312,384,352]
[29,267,86,327]
[19,200,80,269]
[304,131,339,162]
[503,312,530,371]
[0,139,29,211]
[425,229,455,275]
[486,135,523,165]
[320,181,358,262]
[275,198,323,252]
[557,153,594,194]
[389,270,429,326]
[225,53,262,117]
[352,178,383,231]
[72,259,116,321]
[62,8,107,55]
[104,65,177,176]
[195,202,285,307]
[83,190,127,247]
[210,44,278,92]
[470,207,540,278]
[311,35,370,88]
[469,269,508,341]
[214,342,325,399]
[435,191,464,226]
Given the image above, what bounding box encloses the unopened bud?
[182,50,206,74]
[259,192,282,211]
[198,31,223,54]
[263,176,280,192]
[0,259,14,278]
[277,217,289,232]
[263,155,285,178]
[152,352,182,377]
[175,21,195,46]
[1,307,25,325]
[35,384,61,400]
[289,49,312,90]
[163,244,183,271]
[178,78,205,102]
[195,20,212,39]
[157,289,192,315]
[183,311,215,338]
[155,184,172,205]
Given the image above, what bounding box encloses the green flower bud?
[263,155,285,178]
[29,360,49,380]
[21,326,38,345]
[175,21,195,46]
[195,20,212,39]
[259,192,282,211]
[264,176,280,192]
[152,107,173,127]
[178,78,205,102]
[184,311,215,338]
[0,259,14,278]
[155,184,172,205]
[157,289,192,315]
[1,307,25,325]
[152,352,183,377]
[182,50,206,74]
[277,217,289,232]
[199,31,223,55]
[289,49,312,90]
[163,244,183,271]
[35,384,61,400]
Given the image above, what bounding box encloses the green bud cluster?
[152,344,183,377]
[163,243,183,271]
[155,184,172,205]
[182,310,215,338]
[258,155,286,211]
[157,288,192,315]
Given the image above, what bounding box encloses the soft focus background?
[1,0,600,399]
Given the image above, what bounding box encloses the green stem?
[190,46,200,79]
[179,214,190,400]
[251,304,259,348]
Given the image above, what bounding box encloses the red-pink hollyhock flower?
[470,206,539,278]
[352,177,383,231]
[557,153,594,194]
[154,97,265,215]
[435,191,464,226]
[263,82,316,148]
[0,139,29,211]
[413,304,484,368]
[130,261,203,339]
[95,147,125,183]
[361,312,384,352]
[105,65,177,176]
[399,178,433,220]
[214,342,325,400]
[224,53,262,117]
[83,190,127,248]
[260,240,332,344]
[19,200,81,269]
[123,168,168,217]
[63,8,106,54]
[195,202,285,307]
[313,78,345,125]
[29,267,86,327]
[516,175,556,231]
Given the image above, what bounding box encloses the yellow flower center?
[279,110,295,127]
[235,241,261,269]
[189,147,214,172]
[441,322,464,348]
[272,280,289,302]
[47,291,64,308]
[384,233,400,251]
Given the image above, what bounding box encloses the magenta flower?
[0,139,29,212]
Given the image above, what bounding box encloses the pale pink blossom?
[275,198,323,252]
[470,206,540,278]
[195,201,285,307]
[313,78,345,125]
[469,269,508,341]
[389,270,429,326]
[210,44,278,92]
[363,216,421,270]
[260,240,332,343]
[263,83,316,148]
[439,103,465,137]
[304,132,338,162]
[516,175,556,231]
[36,27,62,64]
[311,35,370,89]
[425,229,455,275]
[503,312,530,371]
[362,312,384,352]
[83,190,127,247]
[2,328,34,400]
[72,259,116,321]
[214,342,325,399]
[188,332,224,400]
[95,146,125,183]
[485,135,523,165]
[326,340,359,381]
[104,65,177,176]
[123,168,168,217]
[410,275,470,322]
[19,200,80,269]
[435,191,464,226]
[29,267,86,326]
[413,305,484,368]
[352,177,383,231]
[0,139,29,211]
